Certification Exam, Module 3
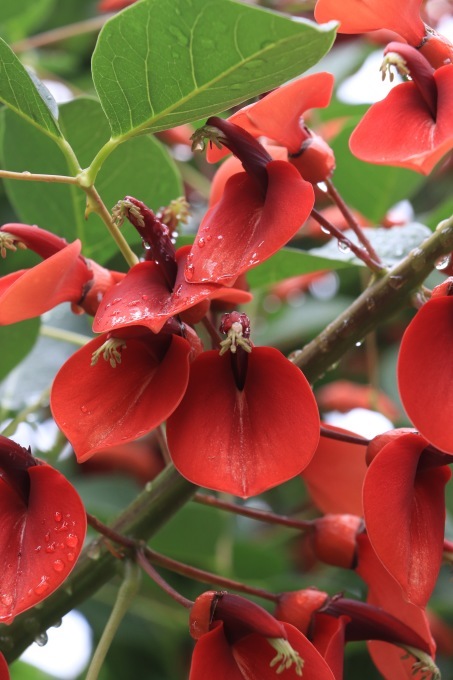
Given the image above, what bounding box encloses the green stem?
[12,15,113,53]
[0,170,79,184]
[83,138,123,186]
[40,325,92,346]
[85,561,141,680]
[0,387,50,438]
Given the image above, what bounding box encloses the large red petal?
[349,66,453,175]
[232,623,336,680]
[0,241,90,324]
[189,622,245,680]
[311,613,347,680]
[167,348,319,498]
[314,0,424,43]
[363,433,450,606]
[302,424,367,516]
[186,162,314,286]
[0,463,86,624]
[397,296,453,452]
[93,247,251,335]
[51,333,191,462]
[0,654,9,680]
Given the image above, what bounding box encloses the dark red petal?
[186,162,314,286]
[93,246,250,335]
[349,65,453,175]
[0,224,72,259]
[51,333,191,462]
[167,348,319,498]
[0,654,9,680]
[232,623,336,680]
[189,622,245,680]
[314,0,425,43]
[311,613,347,680]
[302,424,367,516]
[0,463,86,624]
[0,241,90,324]
[398,296,453,452]
[363,432,450,606]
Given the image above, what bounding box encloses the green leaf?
[0,0,55,42]
[0,37,62,139]
[246,246,356,290]
[0,318,40,382]
[92,0,336,140]
[1,98,182,263]
[309,223,432,268]
[330,118,425,222]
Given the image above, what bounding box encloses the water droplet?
[142,294,148,301]
[34,632,48,647]
[411,247,425,271]
[174,284,183,298]
[320,225,331,235]
[35,577,50,596]
[0,594,13,607]
[55,521,69,533]
[338,240,350,254]
[366,297,376,311]
[45,543,56,554]
[389,274,403,289]
[185,263,195,281]
[319,334,330,353]
[80,405,88,414]
[87,543,101,560]
[168,25,188,46]
[54,512,62,523]
[206,234,212,242]
[35,545,42,552]
[67,552,75,562]
[66,534,78,548]
[197,237,205,248]
[355,340,363,347]
[244,59,265,69]
[435,254,451,271]
[217,234,223,240]
[53,560,65,573]
[112,297,121,304]
[52,619,63,628]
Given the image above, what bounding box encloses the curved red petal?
[363,433,450,606]
[0,654,9,680]
[167,348,319,498]
[314,0,425,43]
[187,162,314,286]
[51,333,191,462]
[311,613,347,680]
[190,622,245,680]
[302,424,367,515]
[0,463,86,624]
[0,241,90,324]
[232,623,336,680]
[349,66,453,175]
[397,296,453,451]
[93,247,248,335]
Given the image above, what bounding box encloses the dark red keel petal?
[0,463,86,624]
[93,246,251,335]
[0,241,90,324]
[166,348,320,498]
[186,162,314,286]
[51,333,191,462]
[363,432,450,606]
[398,295,453,452]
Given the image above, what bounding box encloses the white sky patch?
[42,80,74,104]
[20,610,93,680]
[324,407,394,439]
[337,50,403,104]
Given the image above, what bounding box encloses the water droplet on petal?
[435,254,451,271]
[320,225,331,235]
[197,237,205,248]
[67,552,75,562]
[206,234,212,242]
[35,577,50,596]
[53,560,65,573]
[80,405,88,414]
[34,632,48,647]
[54,512,62,523]
[142,294,148,301]
[366,297,376,311]
[1,594,13,607]
[66,534,78,548]
[185,263,195,281]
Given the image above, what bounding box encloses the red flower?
[0,436,86,624]
[186,118,315,286]
[363,430,451,606]
[189,591,335,680]
[316,380,400,421]
[98,0,136,11]
[51,325,195,462]
[166,313,320,498]
[349,43,453,175]
[0,655,9,680]
[0,224,124,323]
[398,282,453,451]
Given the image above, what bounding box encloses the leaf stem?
[11,15,114,53]
[40,325,92,346]
[84,560,141,680]
[0,387,50,438]
[0,169,79,184]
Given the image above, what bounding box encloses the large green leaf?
[0,38,62,140]
[92,0,336,139]
[0,318,40,382]
[1,98,182,263]
[331,118,425,223]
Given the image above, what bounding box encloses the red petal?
[167,348,319,498]
[311,613,347,680]
[0,463,86,623]
[187,162,314,286]
[397,296,453,451]
[189,622,245,680]
[314,0,425,43]
[349,66,453,175]
[93,246,250,335]
[0,241,90,324]
[363,432,450,606]
[232,623,336,680]
[51,333,191,462]
[302,424,367,515]
[0,655,9,680]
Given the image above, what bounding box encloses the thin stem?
[40,325,92,346]
[326,178,383,267]
[155,426,172,465]
[85,560,141,680]
[12,14,114,53]
[83,138,123,186]
[319,425,369,446]
[310,208,384,274]
[136,549,193,609]
[0,169,79,184]
[193,493,314,531]
[200,315,222,349]
[0,387,50,437]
